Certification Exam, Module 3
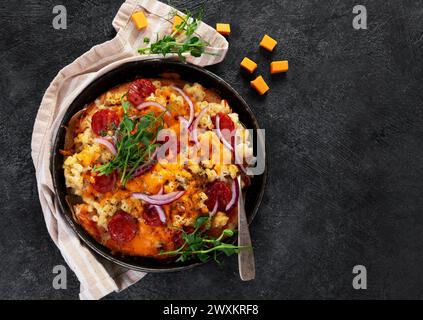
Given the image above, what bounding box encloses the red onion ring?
[225,178,239,212]
[150,146,159,159]
[234,147,248,174]
[137,101,171,116]
[215,114,234,151]
[132,146,159,178]
[190,105,210,145]
[133,161,156,177]
[179,116,189,129]
[179,117,189,140]
[147,188,166,223]
[210,201,218,217]
[145,192,185,201]
[132,191,185,205]
[151,205,166,223]
[94,137,117,155]
[171,85,194,127]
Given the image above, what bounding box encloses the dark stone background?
[0,0,422,299]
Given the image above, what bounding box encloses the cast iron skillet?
[51,59,267,272]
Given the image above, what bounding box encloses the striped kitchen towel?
[31,0,228,300]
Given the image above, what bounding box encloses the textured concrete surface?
[0,0,423,299]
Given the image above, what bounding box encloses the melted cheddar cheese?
[63,78,253,258]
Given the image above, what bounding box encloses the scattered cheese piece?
[260,34,277,52]
[172,15,184,32]
[250,76,269,95]
[270,60,289,74]
[131,11,148,30]
[240,57,258,73]
[212,212,229,228]
[216,23,231,36]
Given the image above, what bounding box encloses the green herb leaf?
[159,216,248,264]
[222,229,234,237]
[138,9,212,60]
[195,216,209,229]
[190,48,202,57]
[93,100,166,186]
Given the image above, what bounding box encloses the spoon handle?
[237,177,255,281]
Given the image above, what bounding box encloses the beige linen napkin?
[31,0,228,300]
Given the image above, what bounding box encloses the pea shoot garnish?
[93,98,165,186]
[160,216,249,264]
[139,10,213,61]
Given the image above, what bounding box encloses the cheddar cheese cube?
[240,57,258,73]
[131,11,148,30]
[250,76,269,95]
[270,60,289,74]
[216,23,231,36]
[172,15,184,32]
[260,34,277,52]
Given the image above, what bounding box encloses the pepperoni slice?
[92,171,116,193]
[212,112,235,144]
[212,112,235,131]
[128,79,156,106]
[142,206,165,226]
[91,109,120,136]
[108,211,138,243]
[204,180,232,212]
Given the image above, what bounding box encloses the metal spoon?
[235,121,256,281]
[237,174,255,281]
